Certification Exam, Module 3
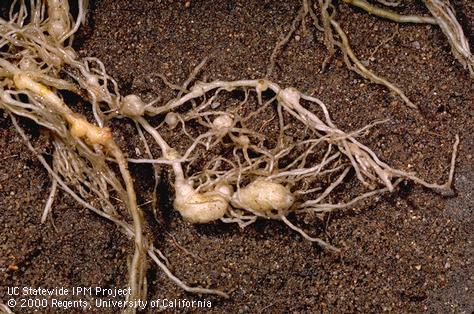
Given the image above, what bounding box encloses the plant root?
[423,0,474,77]
[0,1,463,309]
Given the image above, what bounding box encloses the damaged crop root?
[0,1,465,313]
[272,0,472,109]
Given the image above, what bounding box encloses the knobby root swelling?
[0,1,466,313]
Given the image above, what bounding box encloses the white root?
[148,247,229,298]
[164,112,179,129]
[0,302,14,314]
[1,1,464,309]
[343,0,437,24]
[121,94,146,118]
[47,0,70,41]
[212,114,233,133]
[42,178,58,223]
[231,180,295,217]
[154,79,458,254]
[423,0,474,77]
[174,180,229,224]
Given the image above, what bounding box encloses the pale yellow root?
[12,71,147,303]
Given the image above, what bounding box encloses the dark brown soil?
[1,0,473,313]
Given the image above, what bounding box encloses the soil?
[1,0,473,313]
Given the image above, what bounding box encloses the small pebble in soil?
[411,41,421,50]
